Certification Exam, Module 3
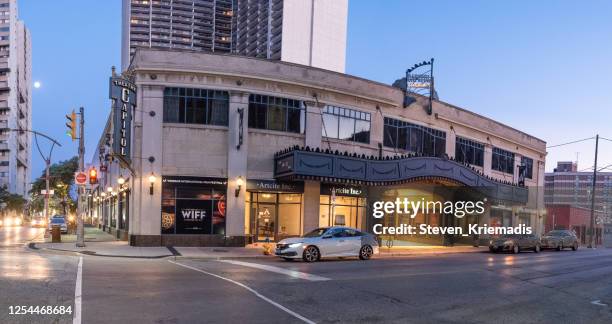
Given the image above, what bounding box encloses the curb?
[27,242,174,259]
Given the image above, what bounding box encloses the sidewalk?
[30,239,488,259]
[39,226,117,243]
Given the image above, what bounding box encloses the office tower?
[0,0,31,197]
[122,0,348,72]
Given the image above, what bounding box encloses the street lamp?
[148,173,156,195]
[235,176,244,197]
[117,175,125,185]
[107,186,113,193]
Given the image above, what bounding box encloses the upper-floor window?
[522,156,533,179]
[383,117,446,157]
[0,27,8,32]
[321,105,370,144]
[455,136,484,167]
[492,147,515,174]
[248,94,304,133]
[163,87,229,126]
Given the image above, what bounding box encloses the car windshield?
[303,228,329,238]
[50,218,65,224]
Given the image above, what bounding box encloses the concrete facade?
[0,0,31,197]
[91,49,547,246]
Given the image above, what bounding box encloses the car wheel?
[556,244,562,251]
[302,246,320,262]
[512,245,519,254]
[572,242,578,251]
[359,245,373,260]
[282,258,294,262]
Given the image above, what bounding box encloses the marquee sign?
[109,76,137,163]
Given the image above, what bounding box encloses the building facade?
[122,0,348,73]
[90,49,546,246]
[0,0,31,197]
[545,204,603,245]
[545,161,612,222]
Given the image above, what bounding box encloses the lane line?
[73,256,83,324]
[591,300,607,307]
[218,259,331,282]
[168,260,316,324]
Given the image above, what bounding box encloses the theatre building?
[89,49,547,246]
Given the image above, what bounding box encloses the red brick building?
[546,204,603,245]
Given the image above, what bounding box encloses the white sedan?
[275,226,379,262]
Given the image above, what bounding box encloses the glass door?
[256,204,276,242]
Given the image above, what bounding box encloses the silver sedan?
[275,226,379,262]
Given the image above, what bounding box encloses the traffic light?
[66,110,77,141]
[89,167,98,184]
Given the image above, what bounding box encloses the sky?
[20,0,612,180]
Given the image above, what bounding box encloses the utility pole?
[76,107,85,248]
[588,134,599,248]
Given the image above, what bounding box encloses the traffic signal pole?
[76,107,85,248]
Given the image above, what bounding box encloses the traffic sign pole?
[76,107,85,248]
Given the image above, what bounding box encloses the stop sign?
[75,172,88,185]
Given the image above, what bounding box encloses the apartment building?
[121,0,348,72]
[545,161,612,223]
[0,0,31,197]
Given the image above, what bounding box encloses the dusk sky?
[21,0,612,178]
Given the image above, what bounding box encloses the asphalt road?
[2,226,612,324]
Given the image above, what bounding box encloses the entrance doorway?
[256,203,276,242]
[247,192,302,242]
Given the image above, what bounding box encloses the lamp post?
[10,129,61,228]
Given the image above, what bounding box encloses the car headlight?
[288,243,302,248]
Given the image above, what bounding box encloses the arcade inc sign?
[109,76,137,162]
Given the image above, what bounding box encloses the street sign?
[74,171,88,186]
[41,189,54,195]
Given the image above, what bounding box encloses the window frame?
[162,87,229,126]
[321,105,371,144]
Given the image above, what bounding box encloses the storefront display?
[319,184,366,229]
[246,180,303,242]
[161,176,227,235]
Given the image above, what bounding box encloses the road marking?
[73,256,83,324]
[591,300,607,307]
[218,259,331,282]
[168,260,316,324]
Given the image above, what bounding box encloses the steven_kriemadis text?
[370,198,533,236]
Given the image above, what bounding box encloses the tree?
[29,156,79,214]
[0,187,27,214]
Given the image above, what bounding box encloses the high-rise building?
[545,161,612,219]
[0,0,31,197]
[121,0,348,72]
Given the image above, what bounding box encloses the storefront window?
[319,187,366,230]
[161,176,227,235]
[119,190,129,230]
[248,192,302,242]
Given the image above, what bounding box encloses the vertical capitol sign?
[109,76,137,163]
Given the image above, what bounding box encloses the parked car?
[541,230,579,251]
[275,226,379,262]
[489,234,541,253]
[48,217,68,234]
